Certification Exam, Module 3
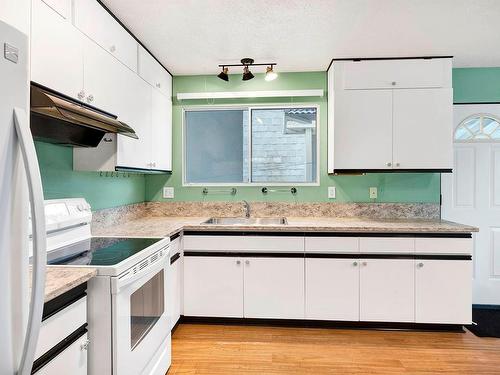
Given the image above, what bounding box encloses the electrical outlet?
[163,187,174,199]
[369,187,378,199]
[328,186,336,199]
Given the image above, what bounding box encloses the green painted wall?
[36,68,500,208]
[35,142,145,210]
[146,71,440,203]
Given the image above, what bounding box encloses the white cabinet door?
[244,258,304,319]
[40,0,71,19]
[74,0,137,71]
[392,88,453,170]
[342,59,447,90]
[138,45,172,97]
[184,256,243,317]
[416,260,472,324]
[35,333,88,375]
[334,89,393,170]
[31,0,84,100]
[151,89,172,171]
[359,259,414,322]
[305,258,359,321]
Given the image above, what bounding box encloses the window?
[455,114,500,142]
[184,106,318,185]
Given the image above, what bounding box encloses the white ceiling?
[102,0,500,75]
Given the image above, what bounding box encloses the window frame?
[454,113,500,143]
[182,103,321,187]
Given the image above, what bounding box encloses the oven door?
[111,255,170,375]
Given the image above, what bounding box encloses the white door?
[415,259,472,324]
[442,104,500,305]
[305,258,359,321]
[334,89,393,170]
[183,256,243,317]
[31,0,84,100]
[359,259,415,322]
[392,88,453,170]
[244,257,304,319]
[150,89,172,171]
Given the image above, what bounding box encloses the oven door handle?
[111,256,168,294]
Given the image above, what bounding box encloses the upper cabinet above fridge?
[327,57,453,173]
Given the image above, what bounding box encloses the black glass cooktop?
[47,237,162,266]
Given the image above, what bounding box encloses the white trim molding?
[177,89,324,100]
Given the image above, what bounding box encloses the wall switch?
[163,187,174,199]
[369,187,378,199]
[328,186,336,199]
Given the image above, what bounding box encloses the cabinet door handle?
[109,45,116,53]
[236,260,241,265]
[86,94,94,103]
[156,83,161,88]
[245,260,250,265]
[352,261,358,267]
[77,90,85,100]
[391,81,396,86]
[417,262,424,268]
[362,261,367,266]
[386,162,392,167]
[395,162,400,167]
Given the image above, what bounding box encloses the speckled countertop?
[92,216,478,238]
[36,266,97,302]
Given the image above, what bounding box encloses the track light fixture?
[216,58,277,82]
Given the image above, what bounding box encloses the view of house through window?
[184,106,318,184]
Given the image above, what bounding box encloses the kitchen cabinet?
[359,259,415,322]
[74,0,137,72]
[31,0,84,101]
[34,333,88,375]
[138,45,172,97]
[150,89,173,171]
[183,256,244,318]
[328,57,453,173]
[244,257,304,319]
[305,258,359,320]
[415,259,472,324]
[168,236,182,328]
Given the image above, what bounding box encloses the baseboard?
[179,316,464,332]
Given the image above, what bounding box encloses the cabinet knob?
[236,260,241,265]
[80,338,90,351]
[86,94,94,103]
[417,262,424,268]
[77,90,85,100]
[352,261,358,267]
[391,81,396,86]
[109,45,116,53]
[386,162,392,167]
[395,162,400,167]
[152,162,156,167]
[245,260,250,265]
[156,83,161,88]
[362,261,367,266]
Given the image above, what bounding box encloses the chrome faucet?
[242,200,251,218]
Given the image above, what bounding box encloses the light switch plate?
[163,187,174,199]
[369,187,378,199]
[328,186,336,199]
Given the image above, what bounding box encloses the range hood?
[30,83,138,147]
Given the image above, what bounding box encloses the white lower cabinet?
[183,256,243,318]
[168,238,182,328]
[305,258,359,321]
[244,258,304,319]
[415,260,472,324]
[359,259,415,322]
[34,333,88,375]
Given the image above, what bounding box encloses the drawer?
[138,45,172,97]
[359,237,415,253]
[36,296,87,359]
[34,332,88,374]
[305,236,359,253]
[415,237,472,255]
[183,235,304,252]
[341,59,449,90]
[74,0,138,71]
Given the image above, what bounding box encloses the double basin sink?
[202,217,288,225]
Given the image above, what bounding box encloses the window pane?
[185,110,248,183]
[483,117,499,134]
[251,108,317,183]
[455,125,471,140]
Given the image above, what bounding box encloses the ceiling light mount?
[216,58,277,82]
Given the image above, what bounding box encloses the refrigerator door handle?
[13,107,47,375]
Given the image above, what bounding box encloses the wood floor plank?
[169,324,500,374]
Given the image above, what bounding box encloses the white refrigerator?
[0,20,47,375]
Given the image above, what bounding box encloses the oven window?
[130,269,165,350]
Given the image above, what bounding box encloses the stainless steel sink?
[202,217,288,225]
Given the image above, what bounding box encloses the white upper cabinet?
[138,45,172,98]
[31,0,84,100]
[74,0,137,72]
[150,89,172,171]
[329,57,453,172]
[342,59,449,90]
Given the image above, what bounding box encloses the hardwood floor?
[169,323,500,374]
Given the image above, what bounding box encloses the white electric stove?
[38,198,172,375]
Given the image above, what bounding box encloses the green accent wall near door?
[35,67,500,209]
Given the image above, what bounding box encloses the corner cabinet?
[31,0,173,173]
[327,57,453,173]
